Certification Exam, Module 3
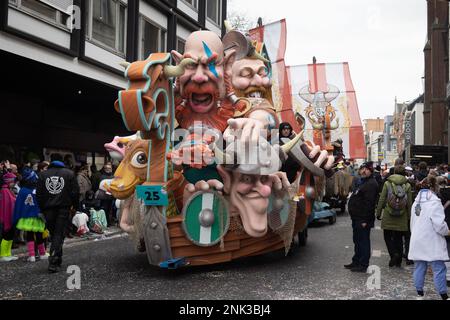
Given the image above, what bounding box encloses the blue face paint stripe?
[202,41,219,78]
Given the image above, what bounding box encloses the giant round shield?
[182,191,229,247]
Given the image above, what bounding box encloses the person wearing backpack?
[376,165,412,268]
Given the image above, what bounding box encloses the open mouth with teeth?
[244,87,267,99]
[247,91,263,98]
[190,93,214,113]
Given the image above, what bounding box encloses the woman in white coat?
[409,175,450,300]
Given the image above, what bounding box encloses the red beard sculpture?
[175,81,235,133]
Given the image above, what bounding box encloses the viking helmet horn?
[224,20,234,33]
[163,58,196,78]
[281,131,304,154]
[330,118,340,130]
[250,51,270,64]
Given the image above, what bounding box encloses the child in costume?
[0,172,18,262]
[13,168,48,262]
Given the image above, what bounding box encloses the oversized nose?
[254,179,271,198]
[192,65,209,83]
[250,74,264,87]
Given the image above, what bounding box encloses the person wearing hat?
[373,164,383,193]
[36,153,79,273]
[345,161,379,272]
[0,172,18,262]
[279,122,301,183]
[13,167,49,262]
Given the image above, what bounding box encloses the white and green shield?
[182,191,229,247]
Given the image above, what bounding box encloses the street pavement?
[0,212,445,300]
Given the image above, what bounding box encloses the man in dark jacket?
[279,123,301,183]
[345,161,379,272]
[415,161,429,183]
[36,153,79,273]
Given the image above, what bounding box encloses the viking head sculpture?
[172,31,234,113]
[223,30,273,103]
[215,134,303,238]
[299,84,340,130]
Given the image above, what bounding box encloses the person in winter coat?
[415,162,429,183]
[376,165,412,267]
[91,163,114,191]
[409,175,450,300]
[76,165,92,203]
[95,164,115,225]
[13,167,48,262]
[279,122,301,183]
[90,164,102,192]
[345,161,380,272]
[36,153,79,273]
[0,173,18,262]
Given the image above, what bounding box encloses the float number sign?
[136,185,169,206]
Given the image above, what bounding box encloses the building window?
[9,0,71,30]
[181,0,198,10]
[391,141,397,151]
[177,38,186,54]
[140,17,166,60]
[206,0,221,26]
[86,0,127,55]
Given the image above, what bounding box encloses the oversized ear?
[223,49,236,77]
[171,50,183,65]
[217,165,232,194]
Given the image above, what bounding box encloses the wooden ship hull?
[166,207,309,267]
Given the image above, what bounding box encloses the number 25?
[145,191,160,201]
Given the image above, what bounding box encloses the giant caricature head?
[222,31,273,102]
[215,137,283,238]
[231,57,272,102]
[217,166,272,238]
[172,31,234,116]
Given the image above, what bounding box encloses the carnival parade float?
[105,23,342,269]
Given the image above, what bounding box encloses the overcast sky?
[228,0,427,120]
